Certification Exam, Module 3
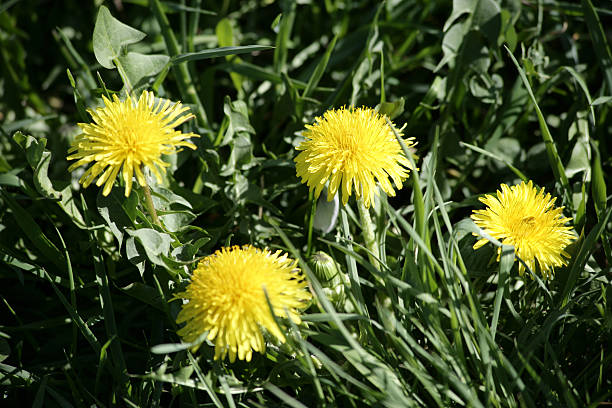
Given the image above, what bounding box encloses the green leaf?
[160,209,197,233]
[125,237,146,276]
[565,114,591,179]
[97,188,138,247]
[13,131,46,168]
[559,207,611,307]
[0,337,10,363]
[591,96,612,106]
[0,170,21,187]
[220,133,254,176]
[591,146,607,216]
[444,0,478,32]
[93,5,146,69]
[313,188,339,234]
[472,0,501,41]
[151,186,193,209]
[172,45,273,65]
[505,45,571,201]
[150,342,193,355]
[377,98,405,119]
[126,228,173,267]
[490,245,514,339]
[219,97,255,147]
[116,52,170,89]
[310,333,411,405]
[215,18,244,93]
[120,282,165,312]
[437,0,500,71]
[302,34,338,99]
[216,18,235,48]
[1,191,66,272]
[15,134,85,227]
[581,0,612,92]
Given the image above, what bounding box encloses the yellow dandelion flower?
[294,107,415,208]
[67,91,198,197]
[471,181,576,279]
[175,245,311,363]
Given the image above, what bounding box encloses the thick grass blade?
[581,0,612,92]
[273,1,295,74]
[149,0,209,129]
[172,45,273,64]
[1,190,66,272]
[264,382,308,408]
[81,195,129,394]
[559,207,611,307]
[504,45,571,203]
[460,141,528,181]
[490,245,514,339]
[42,268,101,355]
[302,34,338,99]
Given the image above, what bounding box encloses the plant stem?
[357,198,379,270]
[142,182,161,227]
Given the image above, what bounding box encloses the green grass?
[1,0,611,406]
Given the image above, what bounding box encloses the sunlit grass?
[0,1,610,407]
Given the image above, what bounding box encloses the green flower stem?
[357,198,379,270]
[149,0,210,133]
[142,182,162,227]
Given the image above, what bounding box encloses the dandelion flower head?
[295,107,415,208]
[68,90,198,197]
[471,181,576,279]
[175,245,311,362]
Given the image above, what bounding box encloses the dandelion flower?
[295,107,415,208]
[175,245,311,362]
[471,181,576,279]
[67,91,198,197]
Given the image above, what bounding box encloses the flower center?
[335,132,364,163]
[508,214,537,239]
[119,126,143,155]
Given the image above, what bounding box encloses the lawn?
[0,0,610,406]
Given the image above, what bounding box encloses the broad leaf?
[93,5,146,69]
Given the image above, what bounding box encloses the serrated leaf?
[221,133,254,176]
[219,97,255,147]
[14,133,85,227]
[93,5,146,69]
